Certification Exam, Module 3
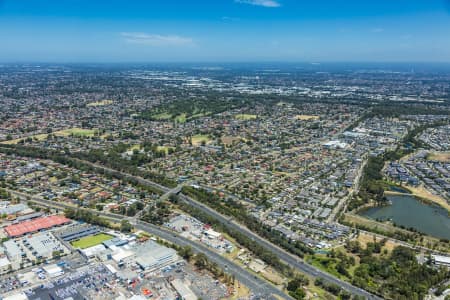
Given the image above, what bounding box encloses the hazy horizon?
[1,0,450,63]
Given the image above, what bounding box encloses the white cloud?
[121,32,194,46]
[371,28,384,33]
[235,0,281,8]
[221,16,241,22]
[401,34,413,40]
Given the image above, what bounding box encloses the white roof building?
[171,279,197,300]
[3,292,28,300]
[0,256,11,274]
[43,264,64,278]
[432,255,450,267]
[80,244,106,258]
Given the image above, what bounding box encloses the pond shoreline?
[359,194,450,240]
[384,190,450,214]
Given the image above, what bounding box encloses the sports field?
[87,100,113,107]
[235,114,257,120]
[70,233,113,249]
[295,115,319,120]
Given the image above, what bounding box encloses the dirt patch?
[356,232,398,252]
[260,267,284,285]
[428,151,450,163]
[221,136,241,145]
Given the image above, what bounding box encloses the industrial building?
[4,215,71,237]
[2,232,69,270]
[56,223,101,242]
[134,240,177,271]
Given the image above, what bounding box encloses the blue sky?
[1,0,450,62]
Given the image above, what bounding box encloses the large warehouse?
[4,215,71,237]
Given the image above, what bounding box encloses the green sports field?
[70,233,113,249]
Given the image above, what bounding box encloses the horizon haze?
[1,0,450,63]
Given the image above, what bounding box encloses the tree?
[179,246,193,260]
[339,290,351,300]
[120,220,133,232]
[289,288,306,300]
[287,275,309,292]
[194,252,209,270]
[52,250,61,259]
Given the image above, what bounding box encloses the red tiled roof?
[4,215,71,237]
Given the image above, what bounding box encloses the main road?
[176,194,381,299]
[49,159,382,299]
[8,189,291,300]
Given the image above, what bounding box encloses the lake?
[360,194,450,240]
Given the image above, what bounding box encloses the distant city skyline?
[1,0,450,62]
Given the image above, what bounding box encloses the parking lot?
[162,262,228,300]
[0,275,21,295]
[29,264,116,300]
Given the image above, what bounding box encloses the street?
[9,189,291,300]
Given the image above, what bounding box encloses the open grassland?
[356,232,398,252]
[86,99,113,107]
[345,213,412,235]
[235,114,257,120]
[70,233,113,249]
[306,254,347,280]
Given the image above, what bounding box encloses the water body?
[389,186,411,194]
[361,194,450,240]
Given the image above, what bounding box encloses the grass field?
[152,112,172,120]
[1,127,98,144]
[70,233,113,249]
[87,100,113,107]
[295,115,319,121]
[156,145,175,154]
[56,128,97,137]
[191,134,211,145]
[344,213,408,235]
[174,113,187,123]
[306,254,346,279]
[235,114,257,120]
